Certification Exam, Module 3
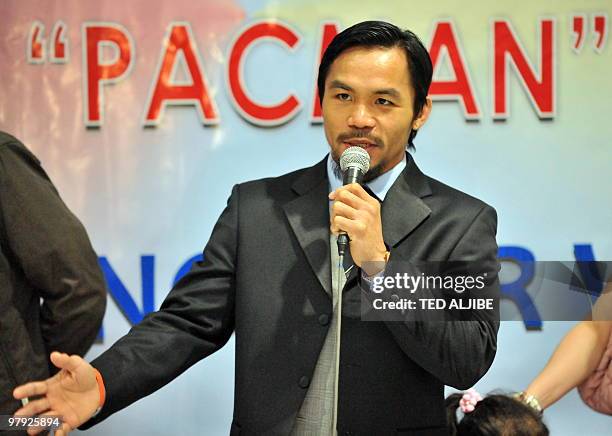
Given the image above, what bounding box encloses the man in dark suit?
[0,131,107,434]
[14,21,499,436]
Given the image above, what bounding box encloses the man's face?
[322,46,426,178]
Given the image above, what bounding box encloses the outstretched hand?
[13,351,101,436]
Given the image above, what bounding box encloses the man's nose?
[347,105,375,129]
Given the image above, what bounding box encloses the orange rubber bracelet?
[92,368,106,408]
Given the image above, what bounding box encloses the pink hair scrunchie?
[460,388,483,413]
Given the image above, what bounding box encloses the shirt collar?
[326,152,407,201]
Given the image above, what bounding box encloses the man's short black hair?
[317,21,433,147]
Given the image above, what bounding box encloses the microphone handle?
[337,233,350,257]
[342,166,363,185]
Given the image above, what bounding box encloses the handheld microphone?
[337,146,370,256]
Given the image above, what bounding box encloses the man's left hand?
[329,183,387,271]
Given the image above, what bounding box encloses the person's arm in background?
[0,134,106,364]
[525,283,612,409]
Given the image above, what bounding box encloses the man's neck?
[326,153,407,202]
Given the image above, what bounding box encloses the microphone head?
[339,146,370,174]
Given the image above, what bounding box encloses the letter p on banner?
[83,23,134,127]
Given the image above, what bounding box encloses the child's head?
[446,389,549,436]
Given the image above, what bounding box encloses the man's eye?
[376,98,393,105]
[336,93,351,101]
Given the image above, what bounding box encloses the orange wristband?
[92,368,106,409]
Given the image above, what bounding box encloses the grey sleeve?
[81,184,239,427]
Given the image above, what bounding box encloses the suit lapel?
[282,158,332,296]
[281,153,432,296]
[381,153,433,248]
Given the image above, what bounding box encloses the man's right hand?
[12,351,101,436]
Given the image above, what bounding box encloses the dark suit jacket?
[85,153,500,435]
[0,132,106,416]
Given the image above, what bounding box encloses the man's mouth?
[342,140,377,151]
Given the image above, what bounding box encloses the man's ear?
[412,97,432,130]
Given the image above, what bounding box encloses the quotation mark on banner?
[27,21,70,64]
[571,13,608,53]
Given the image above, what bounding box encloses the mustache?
[337,131,384,147]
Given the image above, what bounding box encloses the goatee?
[331,159,384,183]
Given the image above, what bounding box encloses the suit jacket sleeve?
[82,184,239,427]
[0,137,106,364]
[375,204,500,390]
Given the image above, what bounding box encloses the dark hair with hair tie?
[446,392,549,436]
